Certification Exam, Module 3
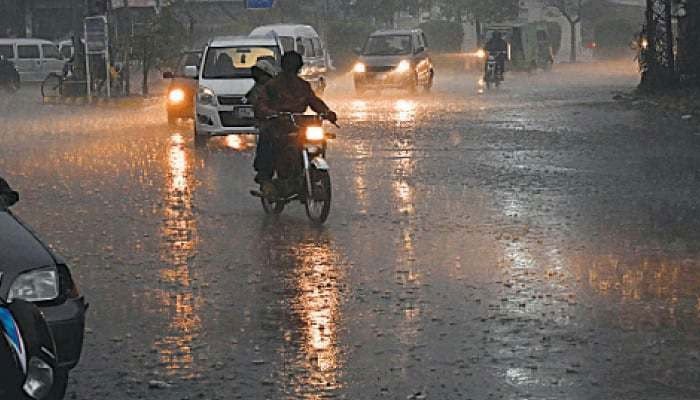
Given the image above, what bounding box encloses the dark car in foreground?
[163,50,202,126]
[0,188,86,399]
[352,28,434,94]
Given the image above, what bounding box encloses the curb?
[42,96,148,108]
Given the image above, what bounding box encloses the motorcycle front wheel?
[261,197,285,215]
[304,168,331,224]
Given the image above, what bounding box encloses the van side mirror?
[1,190,19,207]
[184,65,198,79]
[162,71,174,79]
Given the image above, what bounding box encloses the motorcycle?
[251,112,338,224]
[483,51,506,89]
[1,298,58,400]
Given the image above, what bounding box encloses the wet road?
[2,61,700,399]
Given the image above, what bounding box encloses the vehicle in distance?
[163,50,202,126]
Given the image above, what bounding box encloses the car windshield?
[363,35,412,56]
[202,46,279,79]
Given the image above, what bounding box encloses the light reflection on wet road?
[1,61,700,399]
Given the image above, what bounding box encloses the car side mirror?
[184,65,198,79]
[353,47,362,55]
[1,191,19,207]
[162,71,174,79]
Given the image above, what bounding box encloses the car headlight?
[168,88,185,104]
[353,62,366,73]
[23,356,54,400]
[476,49,486,59]
[305,126,325,141]
[395,60,411,73]
[8,268,59,302]
[197,86,215,106]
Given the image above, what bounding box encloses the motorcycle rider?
[247,58,281,188]
[485,31,508,77]
[0,54,19,89]
[255,51,337,197]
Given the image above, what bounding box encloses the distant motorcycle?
[484,51,506,89]
[1,299,58,400]
[251,112,337,224]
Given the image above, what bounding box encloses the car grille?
[366,66,395,73]
[219,111,254,127]
[218,96,246,105]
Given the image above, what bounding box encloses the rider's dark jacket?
[486,38,508,54]
[256,72,331,119]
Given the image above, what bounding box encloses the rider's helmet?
[281,51,304,74]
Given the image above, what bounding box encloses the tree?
[544,0,583,63]
[128,5,188,95]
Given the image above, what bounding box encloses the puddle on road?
[154,132,202,379]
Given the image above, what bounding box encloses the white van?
[0,38,65,82]
[249,24,329,94]
[190,36,282,139]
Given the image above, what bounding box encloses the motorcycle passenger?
[485,31,508,77]
[247,59,280,188]
[255,51,337,197]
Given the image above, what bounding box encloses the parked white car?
[189,36,282,141]
[250,24,329,94]
[0,38,64,82]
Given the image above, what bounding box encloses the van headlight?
[198,86,216,106]
[8,267,59,302]
[305,126,325,141]
[395,60,411,73]
[23,356,54,400]
[353,62,366,74]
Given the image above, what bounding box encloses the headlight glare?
[23,357,54,400]
[168,88,185,104]
[198,86,215,106]
[8,268,59,302]
[476,49,486,59]
[305,126,325,141]
[353,62,366,73]
[395,60,411,73]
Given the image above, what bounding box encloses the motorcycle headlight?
[395,60,411,73]
[197,86,215,106]
[8,268,59,302]
[168,88,185,104]
[353,62,366,73]
[476,49,486,59]
[23,356,54,400]
[305,126,325,141]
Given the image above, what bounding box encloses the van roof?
[370,29,423,37]
[209,36,279,47]
[250,24,319,37]
[0,38,56,45]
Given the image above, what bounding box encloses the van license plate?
[237,107,254,119]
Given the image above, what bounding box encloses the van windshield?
[363,35,412,56]
[202,46,280,79]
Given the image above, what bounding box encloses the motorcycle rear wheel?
[304,169,331,224]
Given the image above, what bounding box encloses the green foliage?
[418,20,464,52]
